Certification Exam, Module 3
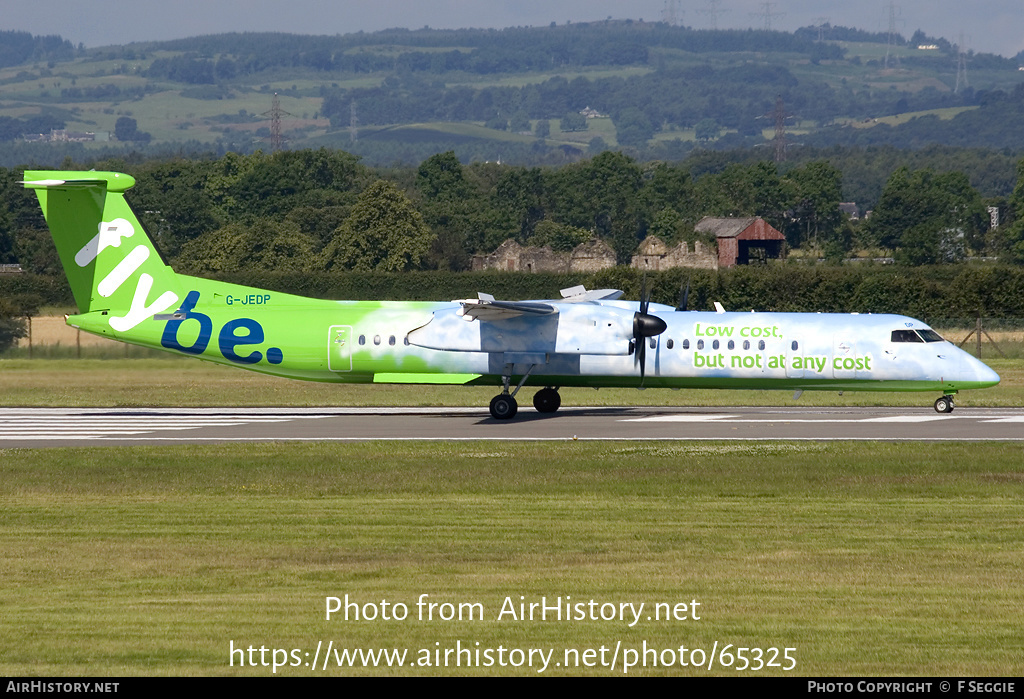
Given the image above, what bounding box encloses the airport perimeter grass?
[0,357,1022,408]
[1,441,1022,676]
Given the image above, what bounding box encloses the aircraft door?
[328,325,353,372]
[832,337,857,379]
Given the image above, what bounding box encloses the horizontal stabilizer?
[22,171,136,192]
[23,178,105,189]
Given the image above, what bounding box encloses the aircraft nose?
[959,351,1000,388]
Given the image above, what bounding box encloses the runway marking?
[621,415,740,422]
[622,414,991,423]
[0,410,332,440]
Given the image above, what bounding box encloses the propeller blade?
[639,274,649,315]
[677,277,690,312]
[639,337,646,381]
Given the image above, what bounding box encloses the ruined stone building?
[471,238,616,273]
[630,236,717,271]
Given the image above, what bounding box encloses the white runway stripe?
[623,413,1016,424]
[0,409,332,440]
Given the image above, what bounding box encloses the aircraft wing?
[456,297,557,321]
[455,286,624,321]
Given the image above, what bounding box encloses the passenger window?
[791,341,798,351]
[743,340,750,350]
[697,340,704,350]
[389,336,396,346]
[358,335,365,345]
[373,335,381,345]
[404,337,410,346]
[758,340,765,351]
[682,339,690,350]
[712,340,720,350]
[667,339,674,350]
[727,340,735,350]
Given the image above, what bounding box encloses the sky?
[5,1,1022,58]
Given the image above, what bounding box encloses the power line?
[884,1,903,69]
[661,0,681,26]
[751,2,784,32]
[697,0,728,30]
[955,32,970,93]
[261,93,292,151]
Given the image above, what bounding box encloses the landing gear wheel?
[533,387,561,413]
[934,396,955,414]
[490,394,518,420]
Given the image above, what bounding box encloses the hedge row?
[4,265,1023,322]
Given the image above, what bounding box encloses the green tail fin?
[23,171,181,331]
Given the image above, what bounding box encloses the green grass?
[845,106,979,129]
[0,441,1021,675]
[0,357,1020,408]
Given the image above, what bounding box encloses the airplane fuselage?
[68,282,999,395]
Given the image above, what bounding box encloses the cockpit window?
[891,329,925,343]
[918,329,944,342]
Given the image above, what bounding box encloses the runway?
[2,406,1023,447]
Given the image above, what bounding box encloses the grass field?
[1,357,1021,676]
[0,441,1021,676]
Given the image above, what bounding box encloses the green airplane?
[24,170,999,419]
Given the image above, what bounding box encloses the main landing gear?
[934,395,956,414]
[488,363,561,420]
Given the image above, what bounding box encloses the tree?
[998,158,1024,264]
[509,111,531,133]
[614,107,655,147]
[544,151,643,263]
[647,208,688,246]
[530,220,591,251]
[416,151,492,266]
[534,119,551,139]
[321,180,435,271]
[784,161,843,250]
[560,112,588,132]
[0,297,27,353]
[113,116,150,143]
[694,118,721,143]
[868,167,987,264]
[176,219,317,274]
[416,151,468,201]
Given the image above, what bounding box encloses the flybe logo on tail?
[77,218,179,332]
[160,291,284,366]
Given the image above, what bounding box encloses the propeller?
[676,277,691,312]
[633,275,667,383]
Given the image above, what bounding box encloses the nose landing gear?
[934,395,955,414]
